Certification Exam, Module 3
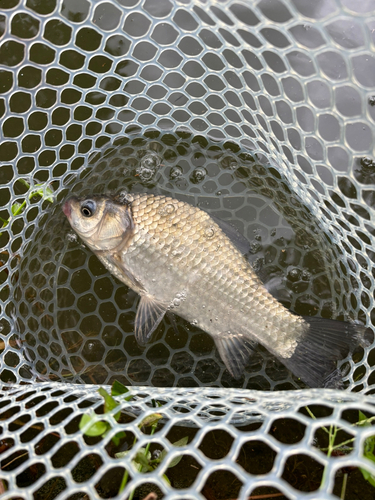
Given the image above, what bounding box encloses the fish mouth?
[62,200,72,218]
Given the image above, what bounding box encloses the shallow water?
[13,130,360,390]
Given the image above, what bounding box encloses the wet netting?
[1,0,375,498]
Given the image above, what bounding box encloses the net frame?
[0,0,375,498]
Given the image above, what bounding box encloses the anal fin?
[135,296,167,346]
[214,333,254,379]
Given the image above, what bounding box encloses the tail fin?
[282,317,366,388]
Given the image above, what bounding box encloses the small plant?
[305,406,375,498]
[358,410,375,487]
[79,380,188,498]
[0,178,55,237]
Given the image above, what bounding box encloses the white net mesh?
[1,0,375,498]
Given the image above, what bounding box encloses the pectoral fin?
[135,296,168,345]
[214,333,254,379]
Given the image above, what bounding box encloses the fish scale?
[64,192,364,387]
[125,196,324,352]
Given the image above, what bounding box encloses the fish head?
[63,195,134,252]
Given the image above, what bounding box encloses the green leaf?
[98,387,120,419]
[163,474,171,485]
[79,413,110,437]
[156,437,189,467]
[111,380,130,397]
[364,436,375,460]
[359,411,368,424]
[172,436,189,447]
[139,413,162,429]
[134,450,153,471]
[115,450,130,459]
[167,439,189,469]
[168,454,184,469]
[111,431,126,446]
[360,466,375,487]
[11,202,23,215]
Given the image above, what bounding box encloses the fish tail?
[282,317,367,388]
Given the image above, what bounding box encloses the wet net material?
[1,0,375,498]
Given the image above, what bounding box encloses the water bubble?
[173,298,180,307]
[192,319,198,325]
[136,166,154,181]
[170,166,183,180]
[116,191,133,204]
[158,203,175,216]
[288,268,301,282]
[190,167,207,184]
[250,242,262,254]
[86,342,96,352]
[220,156,238,170]
[204,225,215,239]
[302,270,311,281]
[255,234,262,241]
[270,229,276,237]
[67,232,78,243]
[176,291,186,301]
[135,153,161,183]
[171,246,184,257]
[141,153,161,170]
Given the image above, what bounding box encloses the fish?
[63,192,364,388]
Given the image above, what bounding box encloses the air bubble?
[204,225,215,239]
[67,232,78,243]
[136,166,155,181]
[116,191,134,204]
[192,319,198,325]
[287,268,301,282]
[158,203,175,216]
[171,246,184,257]
[170,165,183,180]
[173,298,181,306]
[190,167,207,184]
[141,153,161,169]
[135,153,161,183]
[301,270,311,281]
[220,156,238,170]
[250,242,262,254]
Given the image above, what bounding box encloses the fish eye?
[80,200,96,218]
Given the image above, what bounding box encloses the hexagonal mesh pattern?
[1,0,375,498]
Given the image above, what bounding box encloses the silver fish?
[63,192,362,387]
